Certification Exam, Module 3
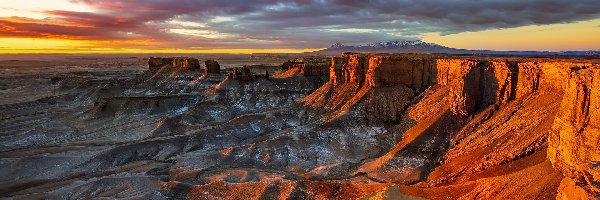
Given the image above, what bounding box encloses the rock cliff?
[229,66,254,82]
[549,66,600,198]
[204,60,221,74]
[399,59,598,199]
[149,57,200,71]
[436,59,519,116]
[306,53,599,199]
[304,53,439,125]
[279,58,328,77]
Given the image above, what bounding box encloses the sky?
[0,0,598,53]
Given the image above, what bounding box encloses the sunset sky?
[0,0,598,53]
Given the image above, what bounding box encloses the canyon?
[0,53,598,199]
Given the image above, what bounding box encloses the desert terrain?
[0,53,598,199]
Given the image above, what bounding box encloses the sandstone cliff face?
[305,53,440,125]
[329,56,348,85]
[318,55,600,199]
[329,54,368,85]
[436,59,519,116]
[328,54,438,90]
[149,57,200,71]
[301,57,329,76]
[420,60,599,185]
[548,66,600,198]
[204,60,221,74]
[367,56,436,90]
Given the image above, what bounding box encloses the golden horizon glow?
[0,38,322,54]
[423,19,600,51]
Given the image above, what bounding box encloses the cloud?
[0,0,598,49]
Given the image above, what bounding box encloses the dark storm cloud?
[2,0,599,48]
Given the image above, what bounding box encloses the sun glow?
[0,38,88,51]
[0,38,322,54]
[423,19,600,51]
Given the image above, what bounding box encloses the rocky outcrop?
[548,66,600,198]
[280,58,328,77]
[329,53,368,85]
[329,56,349,85]
[280,60,302,71]
[436,59,519,116]
[316,54,599,199]
[204,60,221,74]
[305,53,440,126]
[323,54,597,123]
[435,59,583,117]
[229,67,254,82]
[329,53,437,90]
[367,55,437,90]
[149,57,200,71]
[301,57,329,76]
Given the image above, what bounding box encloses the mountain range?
[314,40,600,57]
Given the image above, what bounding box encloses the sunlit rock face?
[149,57,201,71]
[1,55,599,199]
[549,66,600,199]
[280,57,329,77]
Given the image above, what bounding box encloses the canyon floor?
[0,53,598,200]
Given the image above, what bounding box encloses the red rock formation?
[279,58,328,77]
[301,57,329,76]
[548,66,600,198]
[229,67,254,82]
[367,56,437,90]
[436,59,519,116]
[204,60,221,74]
[311,54,599,199]
[328,54,368,85]
[148,57,200,71]
[328,53,438,90]
[329,56,348,85]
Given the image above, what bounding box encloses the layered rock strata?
[309,53,599,198]
[301,57,329,76]
[549,66,600,199]
[280,58,328,77]
[149,57,200,71]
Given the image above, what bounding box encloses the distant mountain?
[313,40,600,57]
[321,40,455,54]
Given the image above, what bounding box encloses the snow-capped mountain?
[315,40,600,57]
[318,40,457,55]
[360,40,440,48]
